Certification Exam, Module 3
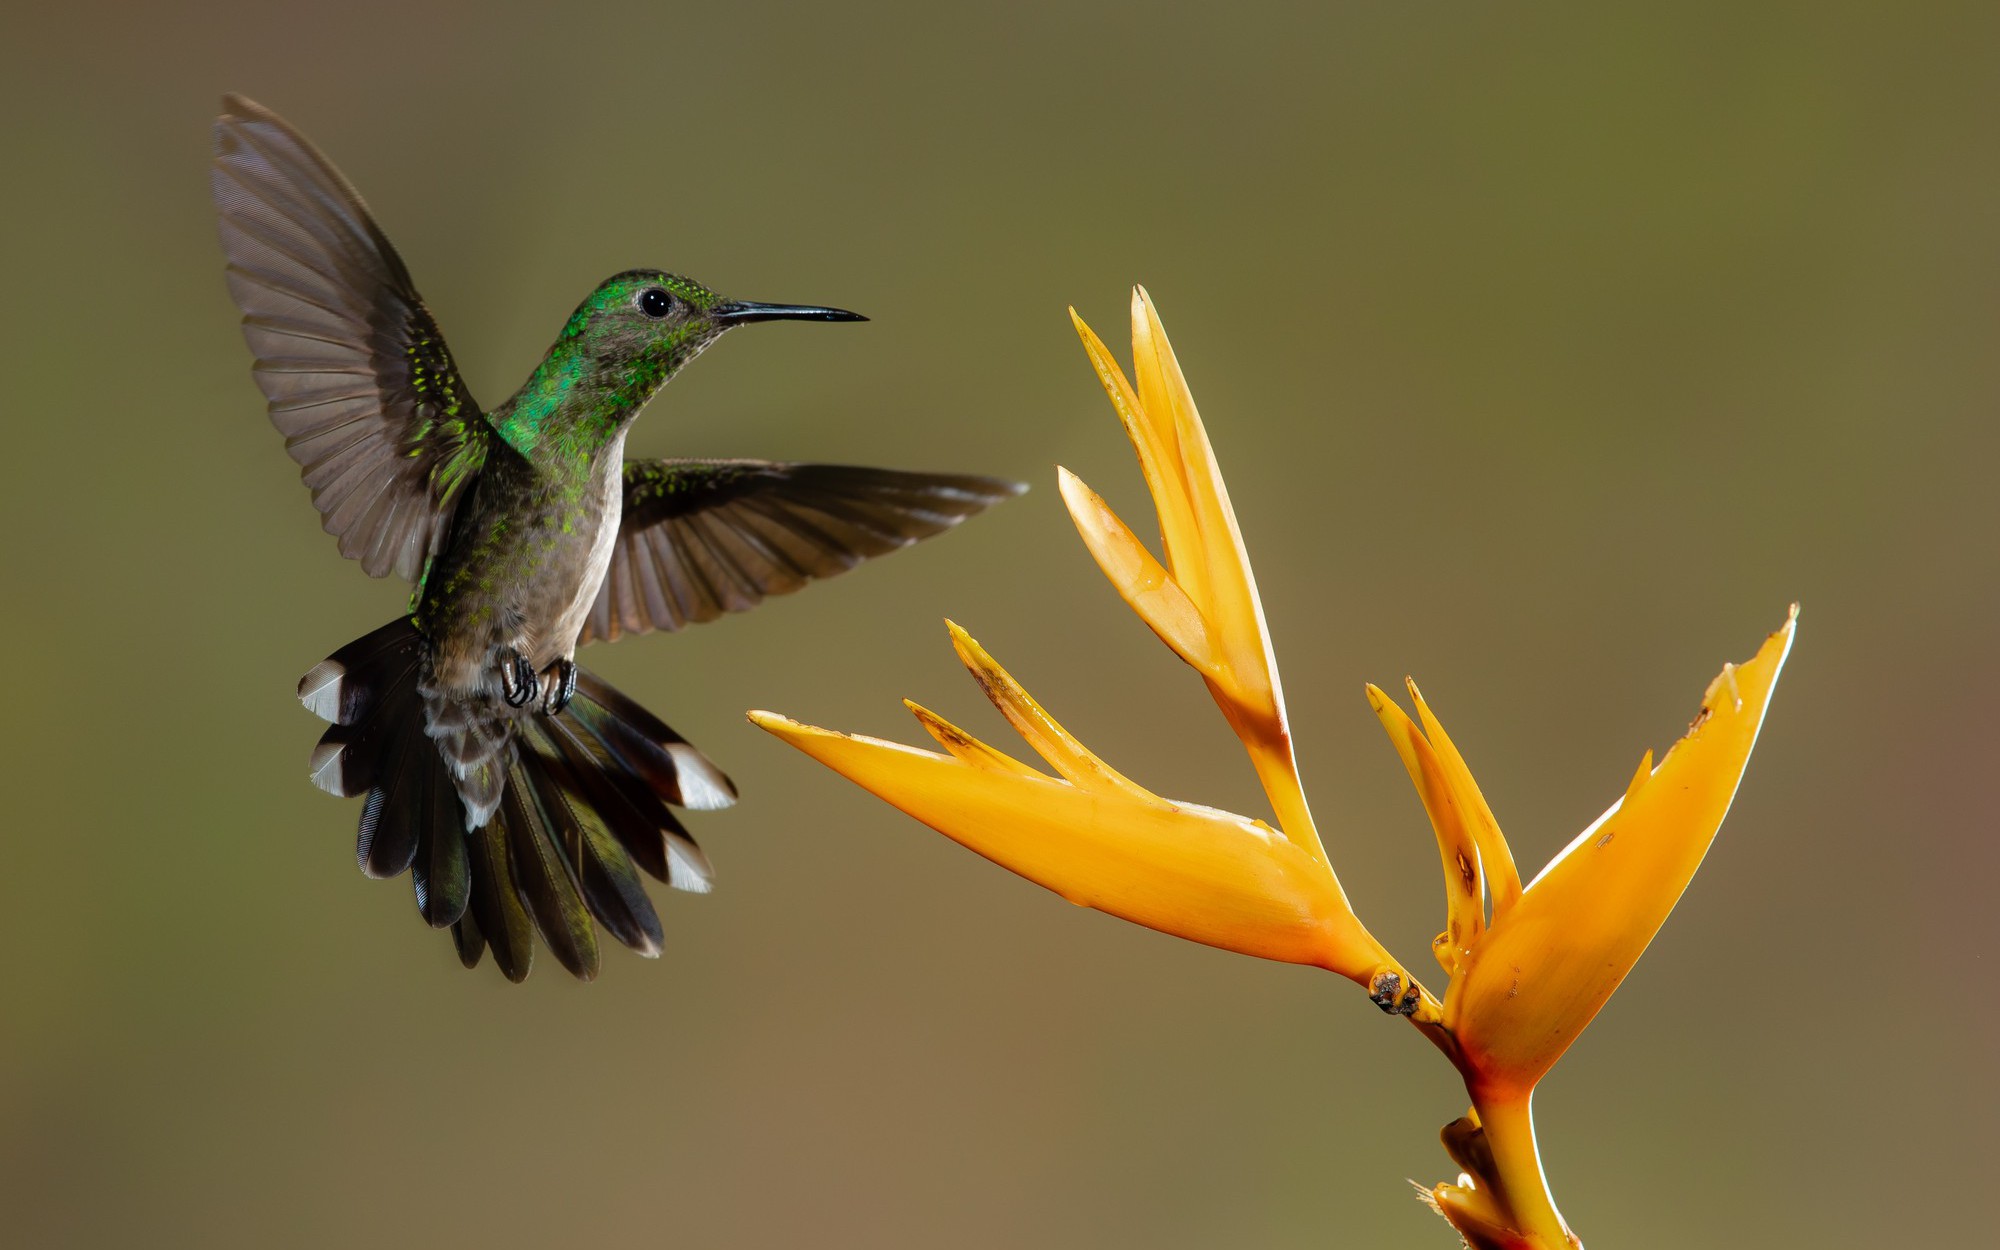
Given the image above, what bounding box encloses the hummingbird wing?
[210,95,489,582]
[579,460,1025,644]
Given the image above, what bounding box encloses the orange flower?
[751,286,1797,1248]
[1371,611,1795,1247]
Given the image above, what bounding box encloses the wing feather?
[579,460,1025,644]
[212,95,488,581]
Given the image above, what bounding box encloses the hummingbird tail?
[299,618,476,938]
[297,617,732,982]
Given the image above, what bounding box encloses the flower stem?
[1466,1085,1577,1248]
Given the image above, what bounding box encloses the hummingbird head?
[494,270,869,453]
[567,269,866,384]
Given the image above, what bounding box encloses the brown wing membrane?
[211,94,487,581]
[581,460,1026,644]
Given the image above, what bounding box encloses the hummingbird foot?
[498,649,539,708]
[541,658,578,716]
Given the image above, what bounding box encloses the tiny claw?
[542,658,578,715]
[499,650,537,708]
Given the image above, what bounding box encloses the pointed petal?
[944,622,1158,803]
[1446,609,1799,1092]
[1069,307,1203,587]
[1072,294,1321,859]
[1406,679,1523,918]
[903,700,1047,778]
[1367,684,1484,972]
[1057,466,1221,682]
[1128,286,1280,722]
[748,711,1392,980]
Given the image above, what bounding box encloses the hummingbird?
[210,95,1022,982]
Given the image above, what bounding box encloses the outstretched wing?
[211,94,488,581]
[580,460,1025,644]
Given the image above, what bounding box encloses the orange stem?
[1466,1084,1578,1248]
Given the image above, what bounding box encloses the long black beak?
[714,300,867,325]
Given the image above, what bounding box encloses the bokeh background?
[2,2,1995,1246]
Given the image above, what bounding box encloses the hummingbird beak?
[713,300,868,325]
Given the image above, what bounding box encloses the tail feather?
[577,828,666,955]
[662,829,716,896]
[304,622,424,798]
[298,619,423,724]
[571,670,738,810]
[546,712,714,893]
[301,616,734,982]
[411,758,470,929]
[522,719,665,956]
[356,720,425,880]
[469,815,535,982]
[308,684,412,797]
[546,714,671,879]
[450,903,486,969]
[502,756,601,981]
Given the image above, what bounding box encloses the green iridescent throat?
[490,275,719,459]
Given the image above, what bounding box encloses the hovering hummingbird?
[210,95,1022,982]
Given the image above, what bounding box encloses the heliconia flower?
[1064,290,1320,860]
[748,619,1400,982]
[751,282,1798,1248]
[1368,608,1796,1095]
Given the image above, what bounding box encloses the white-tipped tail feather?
[667,742,738,811]
[299,616,733,982]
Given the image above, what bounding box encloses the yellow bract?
[1368,682,1489,976]
[1439,609,1797,1092]
[747,626,1389,974]
[1068,292,1320,860]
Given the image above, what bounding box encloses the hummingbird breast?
[548,445,628,658]
[416,433,629,696]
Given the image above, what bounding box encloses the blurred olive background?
[2,2,1994,1246]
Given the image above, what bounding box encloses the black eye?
[639,288,673,319]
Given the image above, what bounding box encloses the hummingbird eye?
[638,288,674,319]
